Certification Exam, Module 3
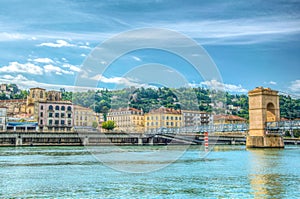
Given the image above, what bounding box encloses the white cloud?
[44,64,74,75]
[264,81,277,85]
[200,80,248,93]
[2,75,14,80]
[0,32,26,41]
[0,62,43,75]
[132,56,141,61]
[0,75,97,92]
[79,45,91,49]
[91,74,143,87]
[33,58,54,64]
[62,63,81,72]
[37,39,75,48]
[289,80,300,93]
[269,81,277,85]
[80,53,86,57]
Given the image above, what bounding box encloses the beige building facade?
[144,107,182,131]
[74,105,98,127]
[107,107,144,133]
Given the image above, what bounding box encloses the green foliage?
[102,120,116,131]
[92,121,98,128]
[2,82,299,120]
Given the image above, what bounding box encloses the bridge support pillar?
[149,138,153,146]
[16,136,22,146]
[138,137,143,146]
[83,136,89,145]
[247,87,284,148]
[247,135,284,148]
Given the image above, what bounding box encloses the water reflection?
[248,149,285,199]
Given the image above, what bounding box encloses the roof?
[214,114,247,121]
[38,100,72,105]
[7,122,38,127]
[110,107,142,113]
[181,110,208,114]
[148,107,181,114]
[74,105,94,111]
[0,99,26,103]
[29,87,46,90]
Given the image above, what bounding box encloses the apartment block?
[37,101,74,132]
[181,110,212,127]
[107,107,144,133]
[144,107,182,131]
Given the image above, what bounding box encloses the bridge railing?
[266,120,300,131]
[145,123,249,135]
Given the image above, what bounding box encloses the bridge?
[144,119,300,135]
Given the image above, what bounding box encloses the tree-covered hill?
[61,87,300,120]
[2,83,299,120]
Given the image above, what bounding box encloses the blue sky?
[0,0,299,95]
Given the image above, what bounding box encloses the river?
[0,145,299,198]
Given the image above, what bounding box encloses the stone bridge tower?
[246,87,284,148]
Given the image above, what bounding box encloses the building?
[36,101,74,132]
[144,107,182,131]
[26,87,47,115]
[181,110,212,127]
[107,107,144,133]
[213,114,247,124]
[0,99,27,116]
[74,105,98,127]
[0,106,7,131]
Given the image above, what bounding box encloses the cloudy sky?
[0,0,299,95]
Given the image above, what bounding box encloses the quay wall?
[0,132,298,146]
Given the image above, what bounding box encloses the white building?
[181,110,212,127]
[0,106,7,131]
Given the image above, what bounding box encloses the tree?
[92,121,99,128]
[102,120,116,131]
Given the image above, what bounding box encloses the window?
[40,91,43,98]
[171,116,173,120]
[40,112,43,117]
[61,120,65,125]
[40,120,43,125]
[61,113,65,118]
[61,106,65,111]
[67,106,72,111]
[49,105,53,111]
[55,106,59,111]
[49,120,53,125]
[41,105,44,110]
[55,113,59,118]
[171,122,174,126]
[68,113,72,118]
[67,120,72,126]
[55,120,59,125]
[49,113,53,117]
